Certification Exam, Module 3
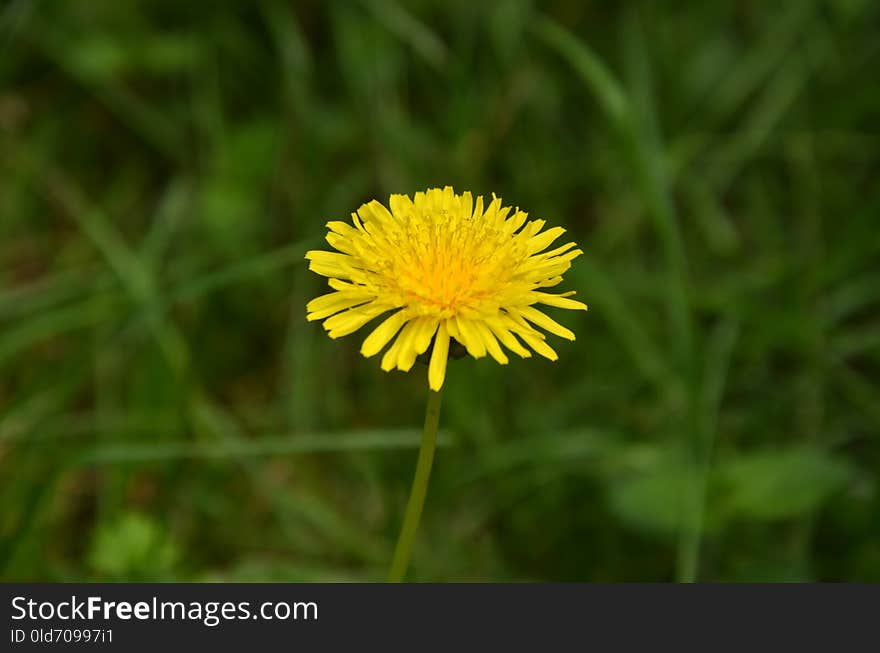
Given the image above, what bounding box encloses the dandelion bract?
[305,186,587,390]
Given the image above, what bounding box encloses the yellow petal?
[460,191,472,220]
[529,241,579,261]
[482,195,503,225]
[516,306,577,341]
[381,321,415,371]
[358,199,394,226]
[326,220,359,237]
[518,219,546,240]
[304,250,354,278]
[360,311,408,357]
[472,195,484,220]
[474,321,508,364]
[455,316,486,358]
[394,322,420,372]
[398,318,438,372]
[518,330,559,361]
[328,278,362,292]
[324,303,389,338]
[389,193,414,218]
[326,232,359,255]
[306,291,371,321]
[486,318,532,358]
[428,321,450,391]
[502,208,527,234]
[526,226,566,255]
[499,310,543,337]
[412,317,440,355]
[529,291,588,311]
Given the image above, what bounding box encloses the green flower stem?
[388,386,444,582]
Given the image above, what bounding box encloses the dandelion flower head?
[305,187,587,390]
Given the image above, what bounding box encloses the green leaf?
[606,460,693,538]
[719,446,855,521]
[88,513,179,581]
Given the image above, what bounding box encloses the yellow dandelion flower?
[305,186,587,390]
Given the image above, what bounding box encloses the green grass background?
[1,0,878,582]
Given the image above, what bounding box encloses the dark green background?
[1,0,878,581]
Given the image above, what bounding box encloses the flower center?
[381,210,523,317]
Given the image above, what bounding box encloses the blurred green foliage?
[1,0,879,581]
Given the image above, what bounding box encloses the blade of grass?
[75,429,453,464]
[42,166,191,377]
[359,0,448,70]
[563,260,679,397]
[33,31,186,161]
[139,178,191,266]
[537,12,694,372]
[0,293,122,368]
[533,16,629,128]
[0,0,35,58]
[677,319,739,582]
[0,266,113,322]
